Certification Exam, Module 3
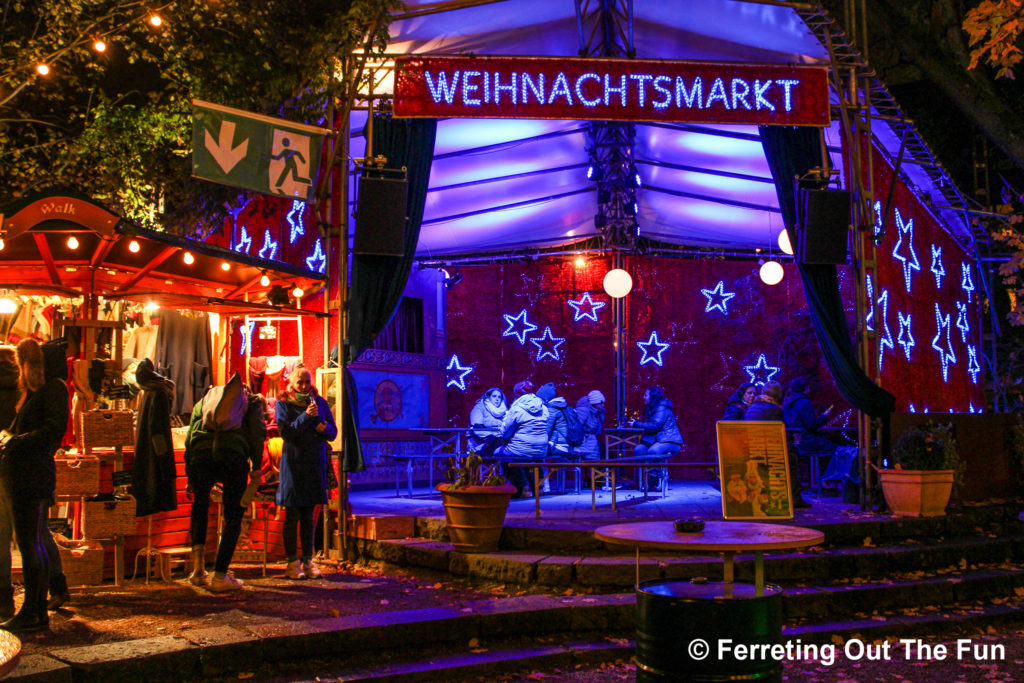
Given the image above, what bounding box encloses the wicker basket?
[54,456,101,497]
[58,542,104,586]
[79,410,135,449]
[82,496,137,539]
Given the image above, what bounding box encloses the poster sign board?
[716,421,793,519]
[394,55,830,126]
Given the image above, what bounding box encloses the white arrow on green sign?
[191,99,333,203]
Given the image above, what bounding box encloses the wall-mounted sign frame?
[716,420,793,519]
[395,55,830,126]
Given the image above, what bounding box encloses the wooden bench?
[508,460,720,517]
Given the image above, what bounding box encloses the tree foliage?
[0,0,399,234]
[964,0,1024,78]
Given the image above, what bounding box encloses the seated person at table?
[468,387,507,455]
[575,390,606,461]
[495,390,549,497]
[744,381,810,508]
[631,386,683,459]
[722,382,758,421]
[782,377,835,456]
[742,381,783,421]
[536,382,572,458]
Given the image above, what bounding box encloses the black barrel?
[636,579,782,682]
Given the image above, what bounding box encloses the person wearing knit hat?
[513,380,535,397]
[535,382,557,404]
[575,390,607,461]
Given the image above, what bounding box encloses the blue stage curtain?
[758,125,895,419]
[342,114,437,472]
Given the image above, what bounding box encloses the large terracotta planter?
[878,469,954,517]
[437,483,515,553]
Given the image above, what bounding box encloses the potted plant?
[436,453,515,553]
[880,422,963,517]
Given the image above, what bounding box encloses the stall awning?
[0,188,330,317]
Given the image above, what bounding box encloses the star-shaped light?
[865,274,875,331]
[529,326,565,361]
[967,345,981,384]
[876,289,893,372]
[446,354,473,390]
[961,262,975,303]
[897,311,914,360]
[567,291,606,322]
[700,281,736,315]
[240,321,255,355]
[287,199,306,243]
[502,309,538,345]
[743,353,780,386]
[930,244,945,288]
[931,303,957,382]
[637,331,670,367]
[235,224,253,253]
[306,239,325,272]
[892,208,919,292]
[258,228,278,260]
[955,301,970,343]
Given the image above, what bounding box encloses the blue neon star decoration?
[743,353,780,386]
[235,224,253,254]
[286,200,306,244]
[637,331,670,367]
[892,208,920,292]
[306,239,326,273]
[529,326,566,361]
[877,289,894,372]
[502,309,539,345]
[961,262,975,303]
[930,244,945,288]
[931,303,957,382]
[872,200,884,241]
[865,274,875,331]
[700,280,737,315]
[240,320,255,355]
[258,229,279,260]
[967,345,981,384]
[897,311,915,360]
[955,301,970,343]
[446,354,473,390]
[567,291,606,322]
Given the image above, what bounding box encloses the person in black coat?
[0,339,68,631]
[743,381,810,508]
[131,359,178,517]
[721,382,757,421]
[0,346,17,617]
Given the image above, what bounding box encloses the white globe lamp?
[759,260,784,286]
[603,268,633,298]
[777,229,794,256]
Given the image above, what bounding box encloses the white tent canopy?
[346,0,972,259]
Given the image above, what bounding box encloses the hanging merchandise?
[131,358,178,517]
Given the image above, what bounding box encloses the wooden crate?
[55,456,101,497]
[83,496,137,539]
[59,542,104,586]
[350,515,415,540]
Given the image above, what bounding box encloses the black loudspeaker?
[354,177,408,256]
[798,189,851,265]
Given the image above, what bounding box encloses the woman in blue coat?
[276,367,337,580]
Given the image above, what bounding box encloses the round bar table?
[595,521,824,596]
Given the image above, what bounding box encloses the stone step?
[363,533,1024,590]
[205,600,1024,682]
[409,502,1024,555]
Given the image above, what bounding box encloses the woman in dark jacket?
[631,386,683,458]
[276,367,337,581]
[721,382,757,421]
[0,339,68,631]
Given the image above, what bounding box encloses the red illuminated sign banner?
[394,55,830,126]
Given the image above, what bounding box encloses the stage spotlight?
[444,269,464,290]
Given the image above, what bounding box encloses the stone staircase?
[300,502,1024,680]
